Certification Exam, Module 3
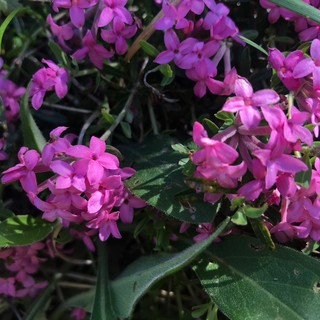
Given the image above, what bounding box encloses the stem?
[148,97,159,135]
[52,224,93,265]
[100,58,149,141]
[287,91,294,119]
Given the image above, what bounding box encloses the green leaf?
[122,136,220,223]
[250,217,275,250]
[0,215,54,247]
[91,242,117,320]
[203,118,219,136]
[241,204,268,219]
[48,41,71,69]
[139,40,159,57]
[171,143,189,155]
[194,235,320,320]
[0,7,28,52]
[111,218,230,318]
[269,0,320,24]
[120,121,132,139]
[215,111,234,124]
[231,210,247,226]
[295,153,312,188]
[236,35,268,56]
[241,30,258,40]
[159,64,173,78]
[20,84,47,152]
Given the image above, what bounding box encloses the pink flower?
[66,136,119,185]
[47,14,74,51]
[101,17,137,55]
[268,48,304,91]
[52,0,98,28]
[1,147,40,194]
[72,30,114,69]
[223,77,279,129]
[98,0,133,27]
[30,59,69,110]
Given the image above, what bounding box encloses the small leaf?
[0,215,55,247]
[20,83,47,152]
[101,109,114,125]
[250,217,275,250]
[241,29,258,40]
[215,111,234,124]
[203,118,219,136]
[120,121,132,139]
[241,204,268,219]
[139,40,159,57]
[159,64,173,78]
[171,143,189,155]
[231,210,247,226]
[191,304,210,318]
[48,41,71,69]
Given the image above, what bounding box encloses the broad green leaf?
[139,40,159,57]
[171,143,189,155]
[24,282,55,320]
[111,218,230,318]
[91,242,117,320]
[194,235,320,320]
[120,121,132,139]
[20,84,47,152]
[159,64,173,78]
[0,215,54,247]
[269,0,320,24]
[122,136,220,223]
[215,111,234,124]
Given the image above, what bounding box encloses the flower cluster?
[154,0,239,97]
[0,242,48,298]
[49,0,137,69]
[30,59,69,110]
[1,127,145,248]
[259,0,320,41]
[0,58,25,123]
[189,53,320,243]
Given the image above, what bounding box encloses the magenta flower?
[101,17,137,55]
[47,14,74,51]
[86,211,121,241]
[253,141,308,190]
[294,39,320,90]
[154,29,197,65]
[268,48,304,91]
[66,136,119,185]
[223,77,280,129]
[0,78,25,122]
[154,1,189,30]
[185,59,218,97]
[30,59,69,110]
[72,30,114,69]
[180,0,205,15]
[2,147,40,194]
[52,0,98,28]
[98,0,133,27]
